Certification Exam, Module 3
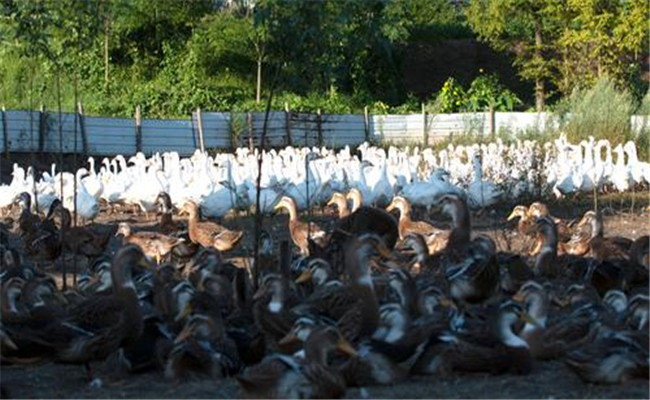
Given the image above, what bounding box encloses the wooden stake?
[135,105,142,153]
[247,112,253,150]
[196,107,205,153]
[77,102,88,157]
[38,105,46,152]
[363,106,370,142]
[285,102,292,146]
[422,103,428,146]
[1,106,7,158]
[316,109,323,147]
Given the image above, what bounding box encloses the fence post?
[284,102,292,146]
[135,105,142,153]
[316,109,323,147]
[38,105,46,152]
[422,103,428,147]
[489,105,495,139]
[77,102,88,157]
[363,106,370,142]
[247,112,254,150]
[1,106,7,158]
[196,107,205,153]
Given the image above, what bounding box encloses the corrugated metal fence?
[1,109,647,157]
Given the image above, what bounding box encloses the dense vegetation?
[0,0,648,118]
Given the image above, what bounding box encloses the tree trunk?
[534,17,544,112]
[256,59,262,103]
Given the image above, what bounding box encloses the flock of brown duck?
[0,189,648,398]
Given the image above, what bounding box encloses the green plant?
[556,76,635,145]
[465,73,522,111]
[435,78,466,113]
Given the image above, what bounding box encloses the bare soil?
[1,193,649,399]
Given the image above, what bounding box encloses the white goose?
[467,153,502,208]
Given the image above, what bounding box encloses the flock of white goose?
[0,134,648,221]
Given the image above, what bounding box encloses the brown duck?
[274,196,327,255]
[180,201,243,252]
[116,222,184,264]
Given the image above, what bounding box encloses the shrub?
[555,76,635,145]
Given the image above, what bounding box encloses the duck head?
[273,196,298,220]
[295,258,333,286]
[155,192,174,214]
[507,205,528,221]
[346,188,363,212]
[304,326,357,364]
[1,277,25,317]
[327,192,348,216]
[528,202,550,218]
[116,222,132,238]
[513,280,549,329]
[253,273,287,314]
[576,210,603,238]
[111,245,151,293]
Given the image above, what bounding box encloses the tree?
[553,0,649,95]
[465,0,560,112]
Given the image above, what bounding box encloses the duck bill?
[175,303,192,323]
[1,333,18,351]
[385,202,395,212]
[438,296,453,308]
[506,210,519,221]
[336,339,357,357]
[295,269,312,284]
[252,286,266,301]
[278,331,299,346]
[512,292,526,303]
[376,244,394,260]
[519,310,541,327]
[326,197,336,207]
[174,324,193,344]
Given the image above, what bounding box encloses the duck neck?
[499,313,529,348]
[284,202,298,222]
[522,293,547,335]
[1,286,21,318]
[350,192,362,212]
[335,198,350,218]
[347,246,379,336]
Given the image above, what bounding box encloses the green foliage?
[555,76,635,146]
[434,78,466,113]
[428,74,521,113]
[465,73,522,111]
[0,0,647,120]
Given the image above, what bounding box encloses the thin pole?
[56,67,66,291]
[196,107,205,153]
[253,63,281,291]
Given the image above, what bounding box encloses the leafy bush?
[465,73,521,112]
[555,77,635,145]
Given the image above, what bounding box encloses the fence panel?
[142,118,196,156]
[85,116,137,155]
[4,109,647,156]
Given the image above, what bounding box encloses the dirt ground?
[1,193,649,399]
